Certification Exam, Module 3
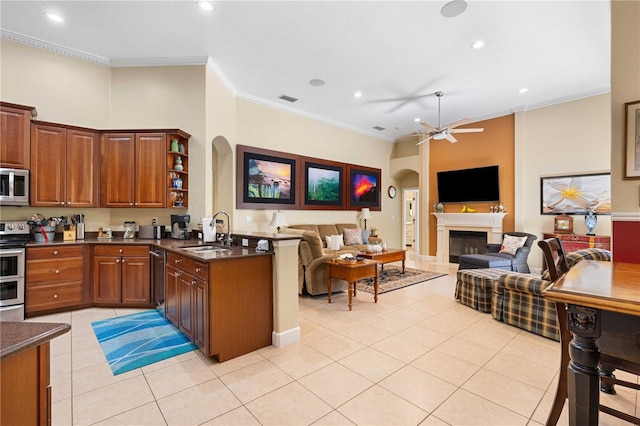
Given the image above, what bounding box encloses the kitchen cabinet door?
[165,265,180,324]
[121,255,151,304]
[178,272,195,341]
[194,277,209,351]
[0,103,35,169]
[135,133,166,207]
[100,133,135,207]
[66,129,99,207]
[30,123,66,206]
[93,256,122,303]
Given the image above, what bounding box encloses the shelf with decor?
[166,133,189,208]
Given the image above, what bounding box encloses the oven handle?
[0,248,25,256]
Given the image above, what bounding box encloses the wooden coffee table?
[358,248,406,273]
[325,259,380,311]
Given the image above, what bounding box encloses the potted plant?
[370,227,378,237]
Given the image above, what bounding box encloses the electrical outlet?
[152,217,158,225]
[242,238,249,247]
[246,216,252,223]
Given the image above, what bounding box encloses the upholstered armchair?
[459,232,537,273]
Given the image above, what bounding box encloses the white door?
[402,189,419,252]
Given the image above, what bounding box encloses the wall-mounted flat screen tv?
[437,165,500,203]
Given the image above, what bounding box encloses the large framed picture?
[346,164,381,211]
[625,100,640,178]
[540,172,611,215]
[236,145,299,209]
[301,157,346,210]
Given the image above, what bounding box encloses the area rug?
[91,310,197,375]
[356,265,446,294]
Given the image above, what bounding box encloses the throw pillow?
[343,227,363,245]
[324,234,344,249]
[499,235,528,255]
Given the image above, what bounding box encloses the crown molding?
[612,211,640,221]
[110,56,209,67]
[205,57,238,97]
[2,29,110,66]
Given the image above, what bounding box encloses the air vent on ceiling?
[278,94,298,103]
[372,126,386,131]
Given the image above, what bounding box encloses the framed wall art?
[236,145,299,209]
[301,157,346,210]
[540,172,611,215]
[625,100,640,178]
[346,164,381,211]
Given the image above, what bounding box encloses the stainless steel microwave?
[0,168,29,206]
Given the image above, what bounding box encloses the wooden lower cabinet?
[0,342,51,425]
[93,245,151,306]
[542,233,611,267]
[26,245,88,315]
[165,252,273,361]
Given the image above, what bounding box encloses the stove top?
[0,221,31,248]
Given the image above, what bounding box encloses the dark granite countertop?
[25,231,301,262]
[1,322,71,361]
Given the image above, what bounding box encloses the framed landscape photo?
[236,145,299,209]
[346,164,381,211]
[301,157,346,210]
[540,172,611,215]
[625,100,640,178]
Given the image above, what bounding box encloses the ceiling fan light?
[432,132,447,140]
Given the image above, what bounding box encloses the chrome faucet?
[212,210,232,246]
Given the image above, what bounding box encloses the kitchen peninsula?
[25,231,302,362]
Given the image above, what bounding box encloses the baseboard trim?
[272,326,300,348]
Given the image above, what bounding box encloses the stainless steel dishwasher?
[149,248,166,314]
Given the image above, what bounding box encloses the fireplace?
[449,231,487,263]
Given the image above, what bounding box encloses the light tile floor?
[28,252,639,425]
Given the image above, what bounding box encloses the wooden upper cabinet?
[100,133,135,207]
[31,122,99,207]
[0,102,37,169]
[135,133,166,208]
[66,129,99,207]
[30,123,66,206]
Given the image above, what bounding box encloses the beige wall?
[611,0,640,213]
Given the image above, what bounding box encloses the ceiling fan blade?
[443,118,470,129]
[445,133,458,143]
[419,122,436,132]
[416,135,432,146]
[449,128,484,133]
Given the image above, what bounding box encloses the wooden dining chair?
[539,238,640,426]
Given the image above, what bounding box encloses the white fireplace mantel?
[432,213,508,263]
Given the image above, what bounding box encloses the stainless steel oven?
[0,221,29,321]
[0,168,30,206]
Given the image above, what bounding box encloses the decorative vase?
[585,210,597,236]
[170,139,179,152]
[174,156,184,171]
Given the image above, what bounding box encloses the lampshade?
[359,208,372,220]
[269,211,288,232]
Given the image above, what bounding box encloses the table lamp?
[359,208,372,229]
[269,210,288,232]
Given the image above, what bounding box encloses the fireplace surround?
[432,213,507,264]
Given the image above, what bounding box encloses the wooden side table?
[325,259,380,311]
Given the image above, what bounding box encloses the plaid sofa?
[456,248,612,341]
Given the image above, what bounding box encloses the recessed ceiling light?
[414,118,421,122]
[471,40,485,49]
[197,1,215,12]
[441,0,468,18]
[518,88,529,94]
[45,12,64,23]
[309,79,325,87]
[354,91,362,98]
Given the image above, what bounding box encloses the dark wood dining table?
[543,261,640,426]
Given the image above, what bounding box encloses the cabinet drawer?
[167,252,194,271]
[27,258,83,285]
[26,281,83,312]
[193,261,208,279]
[27,245,83,260]
[94,245,149,256]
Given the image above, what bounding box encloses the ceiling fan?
[409,91,484,144]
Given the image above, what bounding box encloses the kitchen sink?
[181,245,230,253]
